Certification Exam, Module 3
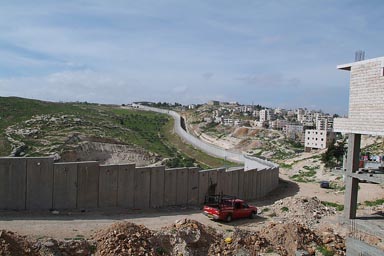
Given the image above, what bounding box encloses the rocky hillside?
[0,97,177,166]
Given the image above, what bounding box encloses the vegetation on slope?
[0,97,231,168]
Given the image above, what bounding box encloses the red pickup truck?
[203,195,258,222]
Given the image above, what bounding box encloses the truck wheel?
[250,211,257,219]
[225,214,232,222]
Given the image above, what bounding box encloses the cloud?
[261,35,282,44]
[202,72,214,80]
[236,73,300,88]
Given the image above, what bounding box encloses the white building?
[259,109,274,122]
[304,129,335,150]
[269,119,287,130]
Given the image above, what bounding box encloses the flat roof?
[337,56,384,71]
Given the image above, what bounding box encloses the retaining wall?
[0,157,279,210]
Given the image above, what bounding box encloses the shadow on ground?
[250,178,300,207]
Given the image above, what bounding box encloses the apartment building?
[304,129,335,150]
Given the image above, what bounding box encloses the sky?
[0,0,383,115]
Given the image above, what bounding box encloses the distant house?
[304,129,335,151]
[284,124,304,141]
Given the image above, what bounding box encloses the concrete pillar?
[344,133,361,219]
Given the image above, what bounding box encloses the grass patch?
[162,119,237,168]
[303,165,319,171]
[321,201,344,211]
[290,169,316,183]
[281,206,289,212]
[261,208,270,213]
[317,245,334,256]
[364,199,384,207]
[279,162,293,169]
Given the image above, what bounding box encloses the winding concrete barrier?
[136,105,279,171]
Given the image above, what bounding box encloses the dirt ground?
[1,136,383,247]
[1,172,382,241]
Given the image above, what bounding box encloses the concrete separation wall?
[0,157,279,210]
[136,105,279,171]
[0,158,26,210]
[26,158,54,210]
[53,162,77,209]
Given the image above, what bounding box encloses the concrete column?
[344,133,361,219]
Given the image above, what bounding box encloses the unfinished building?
[334,56,384,255]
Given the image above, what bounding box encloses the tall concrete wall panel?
[99,165,118,208]
[187,168,199,205]
[251,169,258,199]
[238,169,245,199]
[0,158,26,210]
[229,169,240,197]
[208,169,218,195]
[150,166,165,208]
[198,170,209,203]
[176,168,188,205]
[26,158,54,210]
[53,162,77,209]
[134,167,151,209]
[117,164,135,208]
[77,162,99,209]
[261,169,268,196]
[243,170,253,200]
[274,168,280,188]
[0,157,279,210]
[216,168,228,195]
[164,168,178,206]
[256,170,262,199]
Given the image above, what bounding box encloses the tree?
[321,139,346,168]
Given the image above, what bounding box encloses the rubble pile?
[0,230,36,256]
[93,221,156,256]
[209,228,272,255]
[0,218,346,256]
[33,238,94,256]
[157,218,220,256]
[265,196,337,227]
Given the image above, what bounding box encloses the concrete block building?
[334,56,384,255]
[304,129,335,150]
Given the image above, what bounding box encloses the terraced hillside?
[0,97,206,167]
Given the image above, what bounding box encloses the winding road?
[136,105,277,170]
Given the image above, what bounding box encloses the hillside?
[0,97,197,167]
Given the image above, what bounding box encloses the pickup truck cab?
[203,195,258,222]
